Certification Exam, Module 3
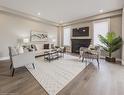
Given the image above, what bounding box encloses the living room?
[0,0,124,95]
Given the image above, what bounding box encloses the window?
[63,27,71,46]
[93,19,110,45]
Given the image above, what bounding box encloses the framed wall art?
[30,31,48,42]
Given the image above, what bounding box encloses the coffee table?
[44,49,62,62]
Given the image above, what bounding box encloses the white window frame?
[93,18,110,46]
[63,27,71,46]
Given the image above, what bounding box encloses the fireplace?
[71,39,91,53]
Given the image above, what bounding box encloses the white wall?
[110,16,122,59]
[0,12,58,60]
[122,8,124,65]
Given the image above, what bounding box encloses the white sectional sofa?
[30,43,53,57]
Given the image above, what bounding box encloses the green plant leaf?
[99,35,110,47]
[99,32,122,57]
[111,42,122,52]
[100,46,109,52]
[111,37,122,46]
[106,32,116,44]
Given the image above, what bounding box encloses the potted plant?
[99,32,122,62]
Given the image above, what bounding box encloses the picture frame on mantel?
[30,31,48,42]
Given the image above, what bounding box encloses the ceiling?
[0,0,123,23]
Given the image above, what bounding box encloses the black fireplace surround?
[71,39,91,53]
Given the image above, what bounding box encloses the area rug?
[26,54,89,95]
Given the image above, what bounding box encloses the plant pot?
[105,57,116,62]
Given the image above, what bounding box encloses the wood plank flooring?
[0,58,124,95]
[0,60,48,95]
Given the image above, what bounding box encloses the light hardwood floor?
[0,59,124,95]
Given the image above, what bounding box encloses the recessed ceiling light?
[37,12,41,16]
[99,9,103,13]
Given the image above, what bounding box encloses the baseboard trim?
[116,58,122,62]
[122,60,124,65]
[0,57,9,61]
[100,56,122,62]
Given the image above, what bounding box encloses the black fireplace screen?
[71,39,91,53]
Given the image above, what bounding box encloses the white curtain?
[63,27,71,46]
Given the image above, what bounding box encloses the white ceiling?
[0,0,123,23]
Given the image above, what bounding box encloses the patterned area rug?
[26,54,89,95]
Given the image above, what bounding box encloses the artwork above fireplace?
[72,27,89,37]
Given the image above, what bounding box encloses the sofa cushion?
[35,44,43,50]
[44,44,49,49]
[30,43,54,56]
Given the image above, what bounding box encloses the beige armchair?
[8,47,35,76]
[80,46,101,68]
